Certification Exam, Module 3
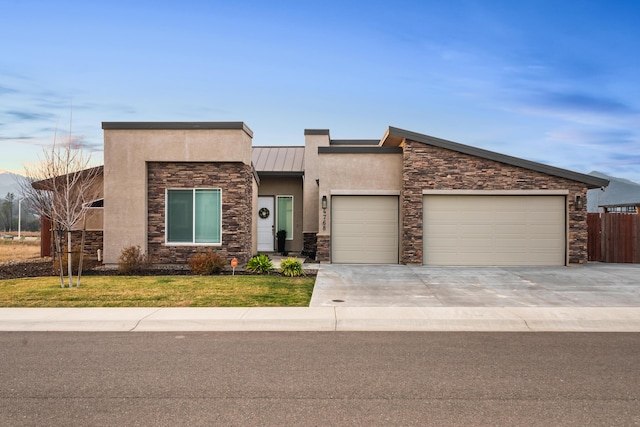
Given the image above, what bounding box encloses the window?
[606,206,638,214]
[276,195,293,240]
[167,189,221,244]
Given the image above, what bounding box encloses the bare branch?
[20,122,102,287]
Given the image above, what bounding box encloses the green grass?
[0,275,315,307]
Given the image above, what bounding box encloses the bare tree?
[19,127,101,287]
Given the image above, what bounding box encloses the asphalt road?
[1,332,639,426]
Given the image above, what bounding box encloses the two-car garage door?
[423,195,566,266]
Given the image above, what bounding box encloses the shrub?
[118,245,150,274]
[280,257,304,277]
[188,249,226,275]
[246,254,273,274]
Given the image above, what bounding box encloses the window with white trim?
[166,189,221,244]
[276,195,293,240]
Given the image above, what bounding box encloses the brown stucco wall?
[402,140,588,265]
[147,162,253,265]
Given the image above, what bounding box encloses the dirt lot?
[0,233,40,263]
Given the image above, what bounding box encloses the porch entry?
[257,197,274,252]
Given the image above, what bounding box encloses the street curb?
[1,307,640,332]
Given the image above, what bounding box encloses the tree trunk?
[67,230,73,287]
[54,225,64,288]
[77,215,86,287]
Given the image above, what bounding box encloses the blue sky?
[1,0,639,182]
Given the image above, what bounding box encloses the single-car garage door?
[332,196,399,263]
[423,195,565,266]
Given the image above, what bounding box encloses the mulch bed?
[0,259,55,280]
[0,259,316,280]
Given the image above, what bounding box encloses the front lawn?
[0,275,315,307]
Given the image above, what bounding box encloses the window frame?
[165,188,222,245]
[276,195,294,241]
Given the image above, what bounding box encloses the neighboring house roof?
[587,171,640,212]
[31,165,104,191]
[252,146,304,176]
[381,126,609,189]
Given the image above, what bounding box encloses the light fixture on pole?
[18,197,23,240]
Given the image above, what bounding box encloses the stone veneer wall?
[316,234,330,262]
[147,162,253,265]
[303,232,318,258]
[69,231,104,261]
[402,140,588,265]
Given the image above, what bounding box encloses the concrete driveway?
[310,263,640,307]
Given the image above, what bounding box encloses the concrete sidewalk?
[2,306,640,332]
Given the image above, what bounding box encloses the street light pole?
[18,198,23,240]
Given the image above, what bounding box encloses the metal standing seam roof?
[252,146,305,174]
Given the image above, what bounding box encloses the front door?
[257,197,275,252]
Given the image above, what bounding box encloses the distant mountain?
[0,172,26,199]
[587,171,640,212]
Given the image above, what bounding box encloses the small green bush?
[118,245,150,274]
[280,257,304,277]
[246,254,274,274]
[188,249,226,275]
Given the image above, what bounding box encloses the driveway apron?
[309,264,640,307]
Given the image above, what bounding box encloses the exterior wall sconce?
[322,195,327,230]
[575,195,583,210]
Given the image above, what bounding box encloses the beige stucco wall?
[257,176,304,252]
[302,132,330,234]
[103,127,253,265]
[252,176,259,254]
[317,152,403,237]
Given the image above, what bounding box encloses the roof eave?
[255,171,304,178]
[102,122,254,138]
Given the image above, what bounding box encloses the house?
[587,172,640,214]
[63,121,610,267]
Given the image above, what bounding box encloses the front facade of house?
[94,122,607,267]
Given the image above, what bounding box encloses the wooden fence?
[588,213,640,263]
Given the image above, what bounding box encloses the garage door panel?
[424,195,565,266]
[332,196,398,264]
